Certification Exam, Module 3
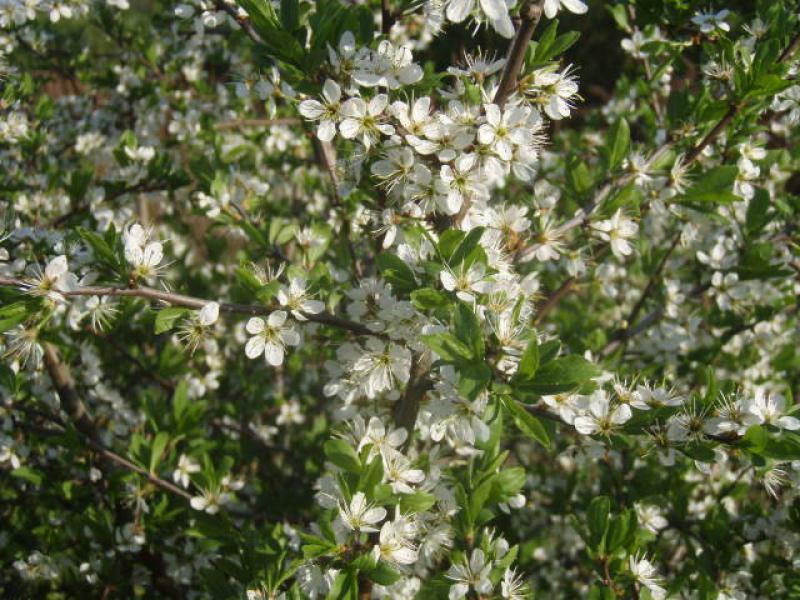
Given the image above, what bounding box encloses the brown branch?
[42,343,193,501]
[778,30,800,63]
[683,103,740,164]
[529,29,800,325]
[381,0,395,35]
[311,136,363,279]
[0,277,375,337]
[533,277,576,325]
[494,0,546,107]
[215,117,300,130]
[600,230,682,356]
[216,2,264,45]
[394,351,433,434]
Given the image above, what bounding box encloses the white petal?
[267,310,288,327]
[245,336,265,359]
[198,302,219,326]
[446,0,473,23]
[561,0,588,14]
[479,0,505,20]
[265,342,285,366]
[246,317,265,334]
[298,99,325,120]
[280,329,301,346]
[339,119,361,139]
[45,255,68,279]
[317,120,336,142]
[322,79,341,103]
[143,242,163,267]
[440,271,457,291]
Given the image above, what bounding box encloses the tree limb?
[0,277,374,337]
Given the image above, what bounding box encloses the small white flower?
[338,492,387,532]
[123,223,165,280]
[277,399,305,426]
[446,548,493,600]
[440,262,493,303]
[298,79,343,142]
[591,210,638,259]
[173,454,201,488]
[339,94,394,149]
[198,302,220,326]
[749,389,800,431]
[629,554,666,600]
[28,255,77,301]
[244,311,300,366]
[277,277,325,320]
[574,390,632,436]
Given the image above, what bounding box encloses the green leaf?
[154,307,191,334]
[566,156,593,197]
[605,509,636,553]
[0,301,31,333]
[449,226,485,267]
[323,439,361,474]
[457,363,492,402]
[607,118,630,171]
[367,562,402,586]
[237,0,305,65]
[411,288,450,310]
[453,302,484,360]
[78,227,120,270]
[149,432,170,473]
[515,338,540,381]
[516,355,599,395]
[538,339,561,365]
[492,467,526,498]
[437,229,465,261]
[587,496,610,550]
[326,569,358,600]
[280,0,299,30]
[358,456,384,494]
[504,398,551,448]
[12,466,44,486]
[420,333,474,364]
[0,364,17,393]
[399,491,437,514]
[745,188,771,237]
[676,165,739,205]
[376,253,417,294]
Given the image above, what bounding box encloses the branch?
[381,0,395,35]
[394,351,433,434]
[216,1,264,45]
[600,230,682,356]
[215,117,300,130]
[494,0,546,107]
[529,29,800,324]
[0,277,375,337]
[310,135,363,279]
[42,343,193,501]
[533,276,575,325]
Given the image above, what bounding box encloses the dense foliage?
[2,0,800,598]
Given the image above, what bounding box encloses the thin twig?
[42,343,193,501]
[0,277,374,337]
[494,0,546,107]
[394,351,433,435]
[529,29,800,324]
[215,117,300,130]
[381,0,395,35]
[601,230,682,356]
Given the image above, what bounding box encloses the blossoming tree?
[1,0,800,597]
